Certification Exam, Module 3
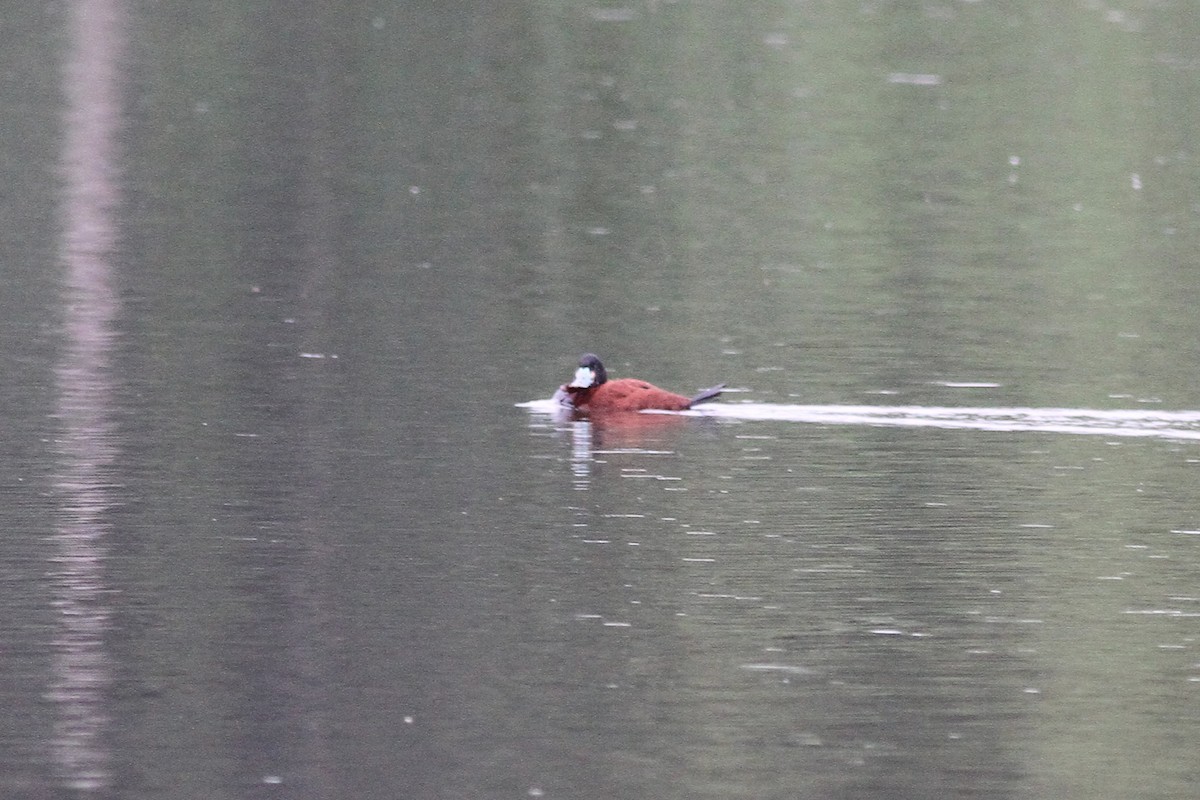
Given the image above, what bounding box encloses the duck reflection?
[535,405,698,489]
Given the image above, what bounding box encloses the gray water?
[3,2,1199,798]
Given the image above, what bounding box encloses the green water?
[2,2,1198,798]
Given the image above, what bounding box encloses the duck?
[554,353,724,413]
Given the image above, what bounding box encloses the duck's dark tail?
[687,384,725,407]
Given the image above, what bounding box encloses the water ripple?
[686,403,1200,440]
[520,399,1200,441]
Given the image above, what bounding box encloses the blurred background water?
[2,1,1199,798]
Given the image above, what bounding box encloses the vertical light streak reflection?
[50,0,125,791]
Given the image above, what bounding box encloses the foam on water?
[518,399,1200,441]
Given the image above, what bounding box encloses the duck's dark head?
[568,353,608,389]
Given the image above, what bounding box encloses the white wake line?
[520,399,1200,441]
[683,403,1200,440]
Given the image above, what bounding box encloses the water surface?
[2,2,1199,799]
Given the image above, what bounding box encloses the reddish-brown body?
[564,379,694,413]
[555,353,724,414]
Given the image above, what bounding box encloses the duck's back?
[578,379,693,412]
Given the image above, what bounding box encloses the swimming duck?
[555,353,724,413]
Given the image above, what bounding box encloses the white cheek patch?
[569,366,594,388]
